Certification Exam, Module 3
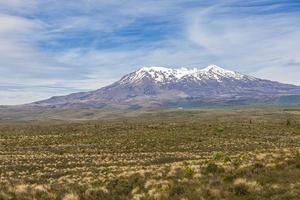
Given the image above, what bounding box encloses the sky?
[0,0,300,105]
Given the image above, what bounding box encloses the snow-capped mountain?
[120,65,247,85]
[30,65,300,109]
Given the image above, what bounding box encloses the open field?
[1,107,300,199]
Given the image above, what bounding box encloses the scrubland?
[0,107,300,199]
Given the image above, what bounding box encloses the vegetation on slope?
[0,108,300,199]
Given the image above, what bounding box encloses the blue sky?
[0,0,300,105]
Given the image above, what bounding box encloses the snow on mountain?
[30,65,300,109]
[120,65,251,85]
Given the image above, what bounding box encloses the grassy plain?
[0,107,300,199]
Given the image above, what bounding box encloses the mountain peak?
[137,65,234,74]
[203,64,236,75]
[138,66,171,72]
[201,64,247,80]
[123,65,246,84]
[203,64,225,71]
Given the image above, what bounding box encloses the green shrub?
[107,178,132,197]
[213,152,225,161]
[224,156,232,163]
[216,127,224,133]
[293,149,300,169]
[234,183,249,195]
[184,166,195,178]
[205,162,219,174]
[286,119,291,126]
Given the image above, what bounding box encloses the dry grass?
[0,107,300,199]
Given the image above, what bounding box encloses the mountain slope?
[30,65,300,109]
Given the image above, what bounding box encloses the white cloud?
[185,5,300,79]
[0,1,300,105]
[0,0,36,8]
[0,14,40,34]
[255,65,300,85]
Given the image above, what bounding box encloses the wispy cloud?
[0,0,299,105]
[185,2,300,77]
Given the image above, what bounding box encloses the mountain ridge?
[29,65,300,109]
[119,65,249,85]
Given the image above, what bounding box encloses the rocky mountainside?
[30,65,300,109]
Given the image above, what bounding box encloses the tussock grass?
[0,108,300,199]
